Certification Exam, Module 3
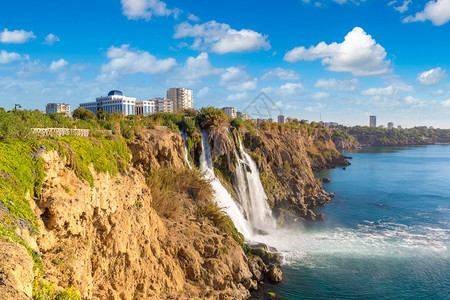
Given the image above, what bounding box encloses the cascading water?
[199,130,253,238]
[232,131,277,233]
[181,131,193,169]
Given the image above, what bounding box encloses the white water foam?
[181,131,193,169]
[199,130,253,238]
[232,131,277,234]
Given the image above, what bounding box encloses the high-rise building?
[221,107,237,118]
[397,125,402,130]
[278,115,286,124]
[370,115,377,127]
[167,88,193,113]
[387,122,394,129]
[46,103,70,116]
[80,90,136,116]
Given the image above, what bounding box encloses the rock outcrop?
[0,242,34,300]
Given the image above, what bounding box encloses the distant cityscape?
[43,89,436,130]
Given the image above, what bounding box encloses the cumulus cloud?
[174,21,271,54]
[417,67,447,85]
[0,29,36,44]
[284,27,391,76]
[44,33,60,46]
[100,44,176,79]
[170,52,222,86]
[403,0,450,26]
[49,59,69,73]
[261,67,300,81]
[311,91,331,100]
[220,67,258,92]
[121,0,172,20]
[262,83,306,97]
[0,50,27,64]
[314,78,360,91]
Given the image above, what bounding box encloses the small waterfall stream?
[232,132,277,232]
[181,131,193,169]
[199,130,253,238]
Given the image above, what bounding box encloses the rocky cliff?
[0,129,261,299]
[198,123,349,224]
[1,122,347,299]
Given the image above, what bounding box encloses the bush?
[196,107,228,129]
[72,107,96,120]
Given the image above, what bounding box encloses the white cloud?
[121,0,172,20]
[361,82,414,97]
[393,0,411,13]
[188,14,200,22]
[262,83,306,97]
[49,59,69,73]
[100,44,177,77]
[261,67,300,81]
[220,67,258,92]
[170,52,222,86]
[311,91,331,99]
[417,67,447,85]
[432,89,445,96]
[174,21,271,54]
[403,0,450,26]
[284,27,391,76]
[44,33,60,46]
[362,86,397,96]
[314,78,360,91]
[0,50,26,64]
[0,29,36,44]
[226,92,248,101]
[197,87,210,98]
[442,98,450,107]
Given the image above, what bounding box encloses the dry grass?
[147,168,213,218]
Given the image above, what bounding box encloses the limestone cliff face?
[204,125,347,223]
[240,128,334,222]
[26,129,254,300]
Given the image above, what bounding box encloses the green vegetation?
[195,107,229,129]
[196,201,244,246]
[334,125,450,146]
[33,279,81,300]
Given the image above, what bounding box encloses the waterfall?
[181,131,193,169]
[199,130,253,238]
[232,130,277,233]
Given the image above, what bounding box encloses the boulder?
[266,266,283,282]
[322,177,330,183]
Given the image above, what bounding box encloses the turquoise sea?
[273,145,450,300]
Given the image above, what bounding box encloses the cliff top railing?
[31,128,90,137]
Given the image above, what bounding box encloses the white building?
[153,97,173,113]
[167,88,193,113]
[221,107,237,118]
[135,100,156,116]
[80,90,136,116]
[46,103,70,116]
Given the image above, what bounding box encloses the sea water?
[273,145,450,300]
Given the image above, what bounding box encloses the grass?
[147,168,213,218]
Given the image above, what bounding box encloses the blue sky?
[1,0,450,128]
